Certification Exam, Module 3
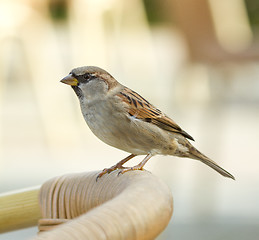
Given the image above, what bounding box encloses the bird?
[61,66,235,180]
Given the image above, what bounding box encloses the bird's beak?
[60,74,78,86]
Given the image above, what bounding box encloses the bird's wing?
[117,87,194,141]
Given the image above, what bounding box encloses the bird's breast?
[80,99,136,150]
[79,99,178,155]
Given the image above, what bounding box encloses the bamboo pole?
[0,187,41,233]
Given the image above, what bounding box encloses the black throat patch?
[72,86,83,99]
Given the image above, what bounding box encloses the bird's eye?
[80,73,96,83]
[83,73,90,79]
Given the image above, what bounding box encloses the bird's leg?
[96,154,136,180]
[118,153,153,175]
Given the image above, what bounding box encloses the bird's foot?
[96,154,137,181]
[118,153,152,175]
[96,164,125,181]
[118,165,144,175]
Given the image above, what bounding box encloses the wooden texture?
[0,187,41,233]
[0,171,173,239]
[34,170,173,240]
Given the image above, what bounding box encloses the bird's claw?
[96,165,125,181]
[117,166,143,176]
[96,162,145,181]
[96,170,107,182]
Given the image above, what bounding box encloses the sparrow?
[61,66,235,180]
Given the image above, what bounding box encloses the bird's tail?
[180,140,235,180]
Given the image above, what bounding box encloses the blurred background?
[0,0,259,239]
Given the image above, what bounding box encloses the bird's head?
[61,66,118,100]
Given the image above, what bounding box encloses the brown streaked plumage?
[117,88,194,141]
[61,66,235,180]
